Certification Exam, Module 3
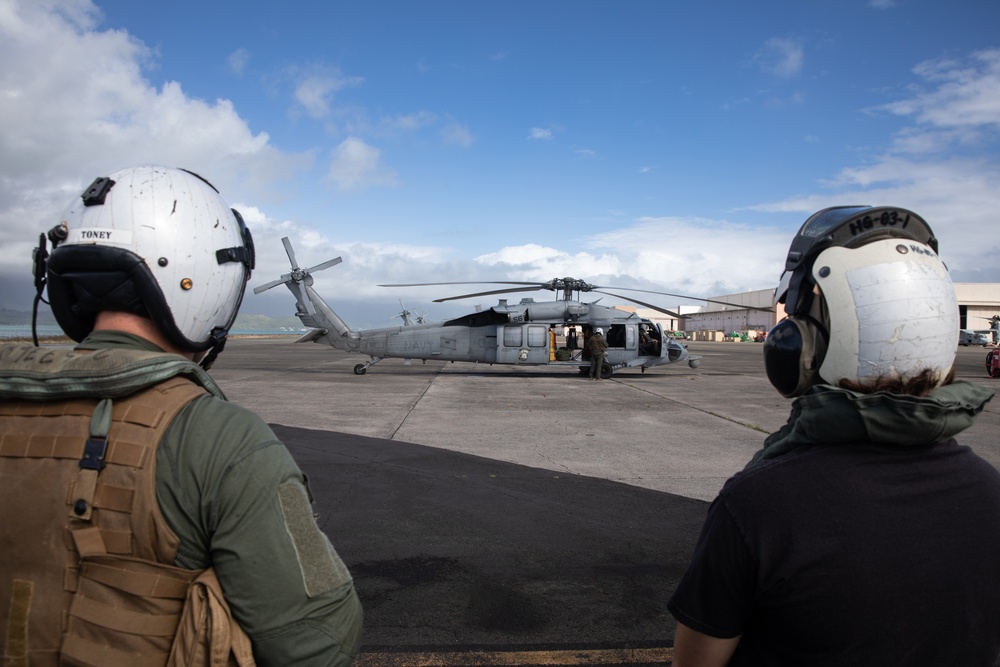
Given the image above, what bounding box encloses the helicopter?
[253,237,764,377]
[974,315,1000,345]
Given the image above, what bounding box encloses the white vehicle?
[959,329,991,347]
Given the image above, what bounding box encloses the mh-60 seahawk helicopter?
[254,238,745,377]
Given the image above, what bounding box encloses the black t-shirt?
[668,441,1000,666]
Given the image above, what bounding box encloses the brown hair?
[837,367,956,397]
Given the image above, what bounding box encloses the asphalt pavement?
[209,339,999,665]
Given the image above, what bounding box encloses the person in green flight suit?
[0,166,362,666]
[588,327,608,380]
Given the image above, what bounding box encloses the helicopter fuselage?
[303,291,696,375]
[255,237,702,377]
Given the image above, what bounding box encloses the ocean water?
[0,325,65,340]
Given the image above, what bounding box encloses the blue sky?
[1,0,998,328]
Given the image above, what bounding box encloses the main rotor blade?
[305,257,343,274]
[593,290,682,319]
[433,285,546,303]
[379,280,542,288]
[281,237,299,269]
[253,272,295,295]
[253,278,285,295]
[595,285,775,313]
[381,276,773,312]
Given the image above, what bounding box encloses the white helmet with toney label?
[43,166,254,366]
[763,206,957,397]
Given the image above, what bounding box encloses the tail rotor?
[253,237,342,315]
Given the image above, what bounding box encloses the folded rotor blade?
[305,257,343,274]
[595,285,774,313]
[433,285,546,303]
[253,278,286,295]
[379,280,541,288]
[281,237,299,269]
[593,290,682,319]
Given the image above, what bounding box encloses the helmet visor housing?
[775,206,937,314]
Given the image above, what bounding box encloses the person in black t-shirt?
[668,207,1000,666]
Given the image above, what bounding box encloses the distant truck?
[959,329,991,347]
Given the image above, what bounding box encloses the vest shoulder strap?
[0,343,226,401]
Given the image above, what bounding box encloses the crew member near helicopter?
[0,166,362,666]
[589,327,608,380]
[639,323,656,356]
[667,206,1000,666]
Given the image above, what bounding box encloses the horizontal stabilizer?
[295,328,328,343]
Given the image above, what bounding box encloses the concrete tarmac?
[213,339,999,503]
[208,339,999,663]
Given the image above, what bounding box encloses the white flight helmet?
[764,206,957,397]
[44,166,254,365]
[595,328,604,335]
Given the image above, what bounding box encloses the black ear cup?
[764,316,827,398]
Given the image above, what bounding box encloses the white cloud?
[754,38,805,78]
[0,0,310,310]
[754,49,1000,283]
[326,137,397,191]
[381,110,437,132]
[878,49,1000,138]
[585,217,790,296]
[528,127,553,140]
[476,243,620,279]
[227,48,250,75]
[472,217,790,300]
[754,155,1000,283]
[442,120,474,147]
[293,69,364,119]
[248,213,795,327]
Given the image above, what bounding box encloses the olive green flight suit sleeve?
[156,395,363,666]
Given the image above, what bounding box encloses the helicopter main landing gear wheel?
[354,357,385,375]
[601,362,613,379]
[987,349,999,378]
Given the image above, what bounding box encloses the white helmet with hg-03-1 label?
[764,206,957,397]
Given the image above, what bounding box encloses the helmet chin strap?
[198,328,229,370]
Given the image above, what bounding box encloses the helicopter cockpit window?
[638,323,660,355]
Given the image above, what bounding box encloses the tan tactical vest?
[0,345,254,667]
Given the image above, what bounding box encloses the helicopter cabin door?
[497,324,551,364]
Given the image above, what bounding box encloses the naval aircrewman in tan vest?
[0,166,362,666]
